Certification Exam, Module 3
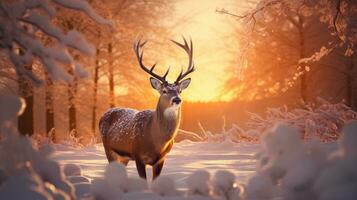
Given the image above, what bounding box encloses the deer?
[99,37,195,180]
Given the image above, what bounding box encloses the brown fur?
[99,93,181,180]
[100,37,194,180]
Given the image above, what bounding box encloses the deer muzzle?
[172,96,181,105]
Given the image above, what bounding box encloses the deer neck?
[154,99,181,141]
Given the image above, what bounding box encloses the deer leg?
[111,149,132,166]
[152,159,165,180]
[105,149,129,166]
[117,156,129,166]
[103,146,117,162]
[135,159,147,179]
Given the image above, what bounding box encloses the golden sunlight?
[164,0,239,102]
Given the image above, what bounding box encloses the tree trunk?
[298,16,307,103]
[108,43,115,108]
[346,55,354,108]
[91,48,100,135]
[45,73,55,141]
[68,71,77,137]
[17,64,34,136]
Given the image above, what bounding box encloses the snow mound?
[104,161,129,192]
[91,161,149,199]
[123,190,159,200]
[151,176,178,196]
[213,170,243,200]
[128,177,148,192]
[245,174,276,200]
[186,170,211,196]
[91,178,123,200]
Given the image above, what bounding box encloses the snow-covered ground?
[53,140,259,190]
[1,95,356,200]
[2,121,357,200]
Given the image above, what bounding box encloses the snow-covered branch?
[246,98,357,141]
[217,0,282,30]
[0,0,111,83]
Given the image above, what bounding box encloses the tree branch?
[216,0,282,31]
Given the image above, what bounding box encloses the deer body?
[100,105,180,178]
[99,37,195,180]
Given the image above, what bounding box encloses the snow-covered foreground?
[53,140,259,190]
[1,113,356,200]
[51,138,341,200]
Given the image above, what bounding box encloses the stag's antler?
[134,39,170,83]
[171,37,195,84]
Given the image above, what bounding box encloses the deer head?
[134,37,195,110]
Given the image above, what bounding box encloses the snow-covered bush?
[243,121,357,200]
[0,96,75,199]
[313,121,357,200]
[0,166,70,200]
[32,129,98,148]
[246,99,357,141]
[199,121,258,143]
[0,134,75,199]
[197,100,356,144]
[254,123,323,200]
[176,129,207,143]
[185,122,357,200]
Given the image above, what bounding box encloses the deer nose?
[172,97,181,105]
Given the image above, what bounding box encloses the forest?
[0,0,357,200]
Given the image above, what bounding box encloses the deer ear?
[150,77,161,90]
[179,78,191,90]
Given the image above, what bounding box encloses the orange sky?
[162,0,240,102]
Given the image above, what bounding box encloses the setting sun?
[164,0,239,102]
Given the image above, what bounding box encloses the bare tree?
[17,57,34,135]
[45,72,55,136]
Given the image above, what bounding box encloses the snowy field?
[53,140,259,190]
[2,122,357,200]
